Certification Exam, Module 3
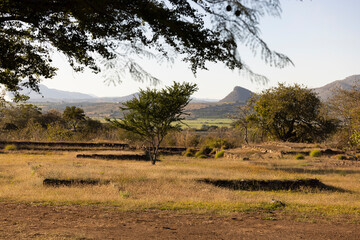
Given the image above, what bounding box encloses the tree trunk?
[244,127,249,144]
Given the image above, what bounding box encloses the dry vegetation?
[1,144,360,220]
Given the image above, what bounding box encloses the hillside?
[19,84,95,102]
[314,75,360,101]
[20,75,360,119]
[219,86,253,103]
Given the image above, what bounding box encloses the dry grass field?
[1,144,360,239]
[0,145,360,216]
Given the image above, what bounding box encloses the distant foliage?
[204,138,232,150]
[63,106,86,132]
[295,154,305,160]
[46,123,74,141]
[328,83,360,149]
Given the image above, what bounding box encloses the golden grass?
[1,150,360,217]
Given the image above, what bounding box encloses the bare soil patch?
[0,202,358,240]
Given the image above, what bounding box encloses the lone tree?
[1,0,291,100]
[230,95,257,144]
[249,83,337,142]
[108,82,198,164]
[63,106,86,132]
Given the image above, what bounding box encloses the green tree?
[328,83,360,148]
[108,82,198,164]
[0,104,42,130]
[1,0,291,99]
[230,95,257,144]
[250,83,337,142]
[63,106,86,132]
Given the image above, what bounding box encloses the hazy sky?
[42,0,360,100]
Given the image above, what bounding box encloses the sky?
[42,0,360,100]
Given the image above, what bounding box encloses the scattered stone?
[271,199,285,207]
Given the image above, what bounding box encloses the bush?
[46,123,73,141]
[197,154,208,159]
[195,146,213,157]
[295,154,304,160]
[184,147,197,157]
[204,138,232,150]
[309,149,322,157]
[194,151,202,158]
[336,154,347,160]
[4,144,17,151]
[184,151,194,157]
[215,150,225,158]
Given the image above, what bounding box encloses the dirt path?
[0,202,359,239]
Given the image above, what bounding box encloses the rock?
[271,199,286,207]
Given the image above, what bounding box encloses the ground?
[0,202,359,240]
[1,141,360,239]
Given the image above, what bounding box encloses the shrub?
[309,149,322,157]
[47,123,73,141]
[336,154,347,160]
[350,130,360,148]
[183,147,197,157]
[197,154,208,159]
[204,138,232,150]
[194,151,202,158]
[215,150,225,158]
[295,154,305,160]
[195,146,213,157]
[184,151,194,157]
[4,144,17,151]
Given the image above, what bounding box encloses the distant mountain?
[21,84,95,102]
[314,75,360,101]
[18,84,141,103]
[20,84,217,103]
[84,93,139,103]
[219,86,253,103]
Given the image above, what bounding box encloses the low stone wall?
[198,178,345,192]
[0,141,129,150]
[43,178,110,187]
[76,154,149,161]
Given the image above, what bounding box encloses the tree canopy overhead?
[1,0,292,99]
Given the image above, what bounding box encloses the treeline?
[1,82,359,151]
[0,105,124,142]
[0,102,245,150]
[231,83,360,150]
